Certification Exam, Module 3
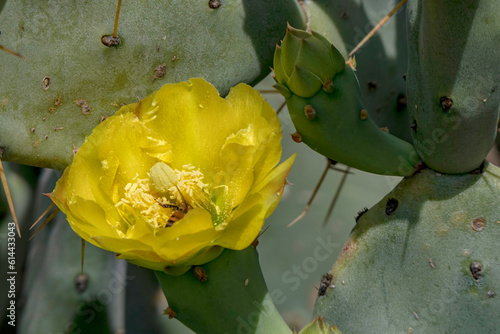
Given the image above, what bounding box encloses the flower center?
[116,163,219,229]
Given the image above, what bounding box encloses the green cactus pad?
[283,65,419,176]
[274,26,418,176]
[304,0,412,143]
[0,0,304,170]
[21,199,124,333]
[406,0,500,173]
[314,161,500,333]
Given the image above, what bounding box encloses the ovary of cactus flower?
[274,24,346,98]
[49,78,295,275]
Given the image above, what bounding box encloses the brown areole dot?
[322,80,334,93]
[101,35,121,46]
[153,63,167,81]
[472,217,486,232]
[385,198,398,215]
[54,96,63,106]
[42,76,51,90]
[75,273,88,293]
[470,262,482,280]
[411,119,417,131]
[208,0,222,9]
[291,132,303,143]
[367,80,377,92]
[396,93,407,112]
[318,273,333,296]
[163,306,176,319]
[440,96,453,112]
[193,266,208,282]
[304,105,316,120]
[360,109,368,120]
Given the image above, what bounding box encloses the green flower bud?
[274,25,345,98]
[297,316,342,334]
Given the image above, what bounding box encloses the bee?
[157,202,191,227]
[157,185,192,227]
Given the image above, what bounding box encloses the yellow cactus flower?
[50,78,295,274]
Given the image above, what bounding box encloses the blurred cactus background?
[1,0,499,333]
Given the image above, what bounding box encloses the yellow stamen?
[116,178,172,228]
[116,164,217,228]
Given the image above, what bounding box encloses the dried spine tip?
[291,132,303,143]
[304,105,316,120]
[193,266,208,282]
[360,109,368,120]
[472,217,486,232]
[440,96,453,112]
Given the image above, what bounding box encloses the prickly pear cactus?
[314,162,500,333]
[406,0,500,173]
[303,0,500,332]
[305,0,412,143]
[273,26,419,176]
[269,0,500,332]
[0,0,304,170]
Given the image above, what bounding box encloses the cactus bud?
[274,25,345,98]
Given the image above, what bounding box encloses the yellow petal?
[217,154,296,249]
